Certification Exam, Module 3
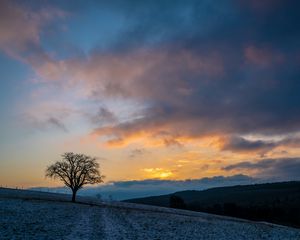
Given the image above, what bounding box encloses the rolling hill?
[125,181,300,228]
[1,187,300,239]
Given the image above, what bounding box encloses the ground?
[1,188,300,240]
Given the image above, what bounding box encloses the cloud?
[24,115,68,133]
[0,0,65,60]
[223,158,300,180]
[46,117,68,132]
[221,135,300,154]
[244,46,284,67]
[69,1,300,146]
[20,102,73,133]
[221,136,277,154]
[223,159,275,171]
[90,107,118,126]
[129,148,148,159]
[111,174,255,189]
[4,0,300,149]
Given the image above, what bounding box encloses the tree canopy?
[46,152,104,202]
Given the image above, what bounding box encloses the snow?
[1,188,300,239]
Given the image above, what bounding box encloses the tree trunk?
[72,189,77,203]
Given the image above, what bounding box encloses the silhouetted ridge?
[125,181,300,228]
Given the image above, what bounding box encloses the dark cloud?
[279,137,300,148]
[223,159,275,171]
[221,136,276,154]
[223,158,300,180]
[5,1,300,144]
[46,117,68,132]
[221,136,300,154]
[23,113,69,133]
[114,174,255,188]
[163,138,183,148]
[128,148,148,159]
[90,107,118,126]
[81,0,300,144]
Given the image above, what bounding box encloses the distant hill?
[125,181,300,228]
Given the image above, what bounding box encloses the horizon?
[2,177,298,201]
[1,0,300,191]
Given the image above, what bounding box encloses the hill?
[125,181,300,228]
[1,187,300,239]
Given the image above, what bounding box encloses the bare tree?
[46,152,104,202]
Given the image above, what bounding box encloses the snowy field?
[1,188,300,240]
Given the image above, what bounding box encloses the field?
[1,188,300,240]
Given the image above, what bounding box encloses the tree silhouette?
[46,152,104,202]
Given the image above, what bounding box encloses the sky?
[1,0,300,190]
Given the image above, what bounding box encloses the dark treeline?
[176,197,300,228]
[126,181,300,228]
